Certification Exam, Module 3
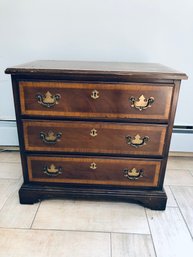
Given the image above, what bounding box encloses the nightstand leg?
[138,194,167,210]
[19,184,41,204]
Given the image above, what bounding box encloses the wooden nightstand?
[5,60,187,210]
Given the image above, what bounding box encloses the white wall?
[0,0,193,148]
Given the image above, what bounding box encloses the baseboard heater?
[0,120,18,146]
[170,125,193,152]
[0,120,193,152]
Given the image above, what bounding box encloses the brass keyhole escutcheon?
[90,162,97,170]
[91,90,99,99]
[90,128,98,137]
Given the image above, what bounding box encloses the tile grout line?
[9,226,150,235]
[0,226,147,236]
[166,168,193,171]
[189,170,193,177]
[0,177,22,181]
[0,162,21,164]
[144,208,158,257]
[164,184,193,188]
[30,202,41,229]
[32,227,150,235]
[169,185,193,239]
[110,233,113,257]
[0,181,21,212]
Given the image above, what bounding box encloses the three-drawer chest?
[5,60,187,210]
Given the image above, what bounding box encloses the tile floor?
[0,151,193,257]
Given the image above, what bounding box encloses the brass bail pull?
[129,95,154,111]
[123,168,143,180]
[126,134,149,148]
[36,91,61,108]
[43,164,62,177]
[40,131,62,144]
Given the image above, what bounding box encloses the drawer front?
[23,120,167,156]
[19,81,173,121]
[27,155,161,187]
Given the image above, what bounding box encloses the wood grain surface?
[5,60,188,80]
[19,81,173,121]
[27,155,161,187]
[23,120,167,156]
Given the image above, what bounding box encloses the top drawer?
[19,81,173,122]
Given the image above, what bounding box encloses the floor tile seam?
[0,177,24,181]
[0,183,20,212]
[0,200,8,213]
[0,177,22,181]
[0,226,114,235]
[164,184,193,187]
[110,232,112,257]
[30,202,41,229]
[187,170,193,176]
[169,186,193,239]
[109,231,151,236]
[30,227,150,235]
[0,226,30,231]
[166,168,191,171]
[0,148,19,150]
[0,226,150,236]
[144,208,158,257]
[0,160,20,163]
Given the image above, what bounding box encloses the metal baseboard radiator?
[0,120,18,146]
[170,125,193,152]
[173,125,193,134]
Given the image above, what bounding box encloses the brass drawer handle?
[91,90,99,99]
[40,131,62,144]
[90,128,97,137]
[129,95,154,111]
[126,134,149,148]
[123,168,143,180]
[36,91,61,108]
[43,164,62,177]
[90,162,97,169]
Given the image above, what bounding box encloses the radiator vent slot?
[173,125,193,134]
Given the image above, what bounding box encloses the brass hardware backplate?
[43,164,62,176]
[126,134,149,148]
[123,168,143,180]
[129,94,154,111]
[40,131,62,144]
[36,91,61,108]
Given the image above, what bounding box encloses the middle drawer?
[23,120,167,156]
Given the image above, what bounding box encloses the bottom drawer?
[27,155,162,188]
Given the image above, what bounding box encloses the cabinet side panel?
[11,76,29,183]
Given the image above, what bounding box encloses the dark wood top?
[5,60,188,80]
